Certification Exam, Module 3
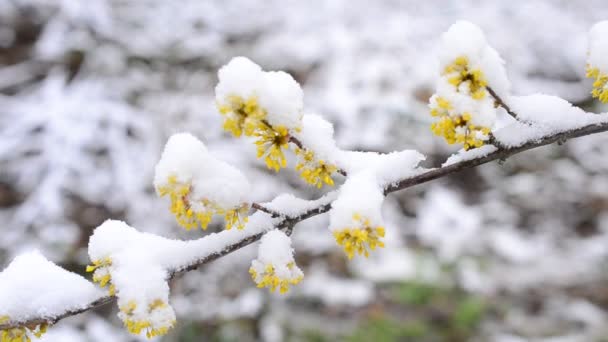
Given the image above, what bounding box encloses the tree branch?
[3,118,608,331]
[487,86,523,122]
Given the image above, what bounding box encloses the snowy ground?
[2,0,608,341]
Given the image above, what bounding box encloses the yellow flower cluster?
[294,148,337,188]
[86,257,115,295]
[430,102,490,150]
[217,96,294,172]
[0,316,47,342]
[249,262,303,294]
[430,55,492,150]
[218,95,266,137]
[157,175,249,230]
[444,56,487,100]
[119,300,175,339]
[333,213,386,259]
[586,65,608,103]
[254,125,290,171]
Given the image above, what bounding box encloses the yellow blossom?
[254,125,290,172]
[86,257,116,295]
[333,213,386,259]
[218,204,250,230]
[443,55,488,99]
[586,65,608,103]
[156,175,214,230]
[429,97,490,150]
[217,95,266,137]
[0,316,48,342]
[119,300,175,339]
[294,148,337,188]
[249,262,303,294]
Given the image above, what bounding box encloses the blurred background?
[2,0,608,341]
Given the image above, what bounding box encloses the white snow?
[588,21,608,72]
[263,191,338,218]
[439,20,510,97]
[494,94,608,147]
[87,215,280,334]
[443,144,498,166]
[0,251,103,322]
[338,150,425,186]
[329,171,384,232]
[154,132,251,209]
[250,230,303,285]
[215,56,303,130]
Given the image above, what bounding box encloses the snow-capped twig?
[487,86,521,122]
[3,113,608,332]
[251,202,282,217]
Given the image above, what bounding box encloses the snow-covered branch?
[3,19,608,341]
[3,110,608,332]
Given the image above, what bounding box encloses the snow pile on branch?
[294,114,425,187]
[494,94,608,147]
[87,215,279,338]
[329,172,386,259]
[429,20,510,150]
[587,21,608,103]
[0,252,103,340]
[249,230,303,294]
[154,133,251,230]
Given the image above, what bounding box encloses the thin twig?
[251,202,282,217]
[3,119,608,331]
[486,86,522,122]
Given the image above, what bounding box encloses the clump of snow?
[588,21,608,73]
[338,150,425,186]
[494,94,608,147]
[443,145,498,167]
[329,171,384,233]
[293,114,425,187]
[250,230,303,293]
[88,215,280,335]
[293,114,340,161]
[154,132,250,209]
[0,251,103,322]
[263,191,338,218]
[439,20,510,97]
[255,230,296,267]
[215,57,303,129]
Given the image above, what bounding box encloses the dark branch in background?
[4,107,608,331]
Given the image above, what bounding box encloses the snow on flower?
[430,21,510,150]
[87,221,177,338]
[0,252,103,341]
[154,133,251,230]
[293,115,340,188]
[587,21,608,103]
[249,230,303,294]
[215,57,304,171]
[87,214,280,337]
[329,171,386,259]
